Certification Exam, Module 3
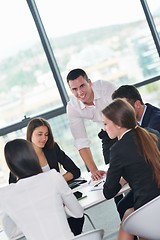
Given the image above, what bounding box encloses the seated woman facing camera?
[9,117,84,236]
[10,117,81,183]
[102,99,160,240]
[1,139,84,240]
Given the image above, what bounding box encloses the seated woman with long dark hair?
[102,99,160,240]
[9,117,84,236]
[1,139,84,240]
[9,117,81,183]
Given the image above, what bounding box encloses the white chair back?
[73,228,104,240]
[122,195,160,240]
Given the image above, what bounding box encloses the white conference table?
[73,167,130,210]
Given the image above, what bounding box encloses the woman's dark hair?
[4,139,42,179]
[102,99,160,187]
[26,117,54,149]
[66,68,89,83]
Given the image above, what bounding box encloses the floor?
[0,198,120,240]
[83,198,120,239]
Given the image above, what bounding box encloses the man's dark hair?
[66,68,88,83]
[112,85,144,105]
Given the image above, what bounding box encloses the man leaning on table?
[66,68,117,180]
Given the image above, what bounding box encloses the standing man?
[66,68,117,180]
[111,84,160,221]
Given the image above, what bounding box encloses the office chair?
[122,195,160,240]
[73,228,104,240]
[84,213,96,229]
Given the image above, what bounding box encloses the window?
[0,0,66,130]
[35,0,160,90]
[147,0,160,39]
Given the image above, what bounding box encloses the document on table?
[89,173,107,191]
[90,182,130,197]
[90,180,105,191]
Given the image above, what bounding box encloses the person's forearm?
[119,177,127,187]
[79,148,98,173]
[79,148,106,180]
[63,172,74,182]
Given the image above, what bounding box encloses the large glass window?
[0,0,64,129]
[147,0,160,38]
[137,80,160,107]
[36,0,160,92]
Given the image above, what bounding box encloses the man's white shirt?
[67,80,117,150]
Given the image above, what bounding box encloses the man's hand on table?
[91,169,106,181]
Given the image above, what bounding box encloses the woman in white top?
[9,117,84,236]
[1,139,84,240]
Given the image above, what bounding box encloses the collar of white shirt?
[79,86,101,110]
[137,104,147,126]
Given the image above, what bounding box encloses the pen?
[79,195,87,200]
[94,180,104,187]
[88,179,91,185]
[91,188,102,191]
